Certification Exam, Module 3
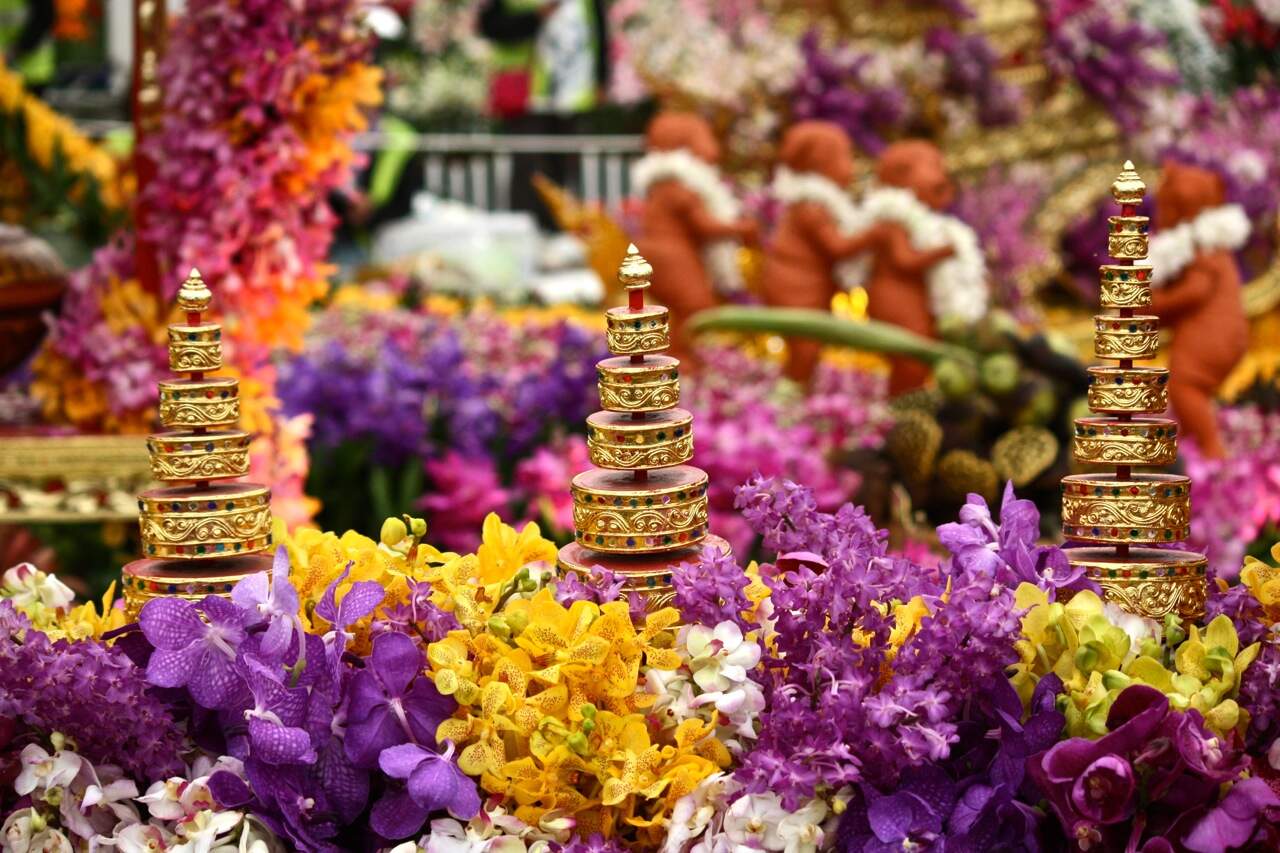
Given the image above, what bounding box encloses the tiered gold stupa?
[1060,163,1206,620]
[121,269,273,617]
[557,246,729,608]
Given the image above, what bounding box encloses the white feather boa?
[769,169,989,324]
[1148,204,1251,285]
[631,149,745,294]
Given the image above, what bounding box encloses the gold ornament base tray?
[1066,546,1207,620]
[557,534,731,611]
[122,554,272,619]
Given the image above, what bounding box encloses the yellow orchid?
[52,582,128,641]
[1010,583,1103,706]
[1241,542,1280,624]
[427,580,720,841]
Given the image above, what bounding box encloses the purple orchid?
[344,631,455,768]
[313,561,385,674]
[240,656,316,765]
[139,594,251,710]
[369,742,481,839]
[1029,684,1256,849]
[937,481,1092,598]
[231,549,303,662]
[1183,777,1280,852]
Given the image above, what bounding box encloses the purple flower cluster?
[1041,0,1180,131]
[924,28,1022,126]
[952,169,1051,321]
[673,546,753,631]
[789,29,910,154]
[0,601,185,781]
[837,674,1064,851]
[1028,685,1276,850]
[278,305,603,466]
[136,551,477,849]
[722,475,1024,806]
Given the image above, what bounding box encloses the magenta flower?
[139,595,250,710]
[369,742,481,839]
[344,632,454,769]
[1069,755,1135,825]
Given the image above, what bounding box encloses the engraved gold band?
[1066,547,1207,620]
[606,306,670,356]
[586,409,693,470]
[571,470,708,553]
[1094,315,1159,360]
[146,430,251,481]
[1098,265,1152,308]
[1061,473,1190,545]
[1107,215,1150,259]
[138,484,272,559]
[1087,367,1169,414]
[1072,416,1177,467]
[158,378,241,428]
[597,355,680,413]
[167,324,223,372]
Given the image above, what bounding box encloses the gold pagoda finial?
[619,244,652,290]
[1060,161,1205,622]
[558,248,729,610]
[176,268,212,312]
[122,263,272,617]
[1111,160,1146,206]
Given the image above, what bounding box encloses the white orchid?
[2,809,74,853]
[685,622,760,693]
[3,562,75,611]
[15,744,82,797]
[721,792,828,853]
[169,809,244,853]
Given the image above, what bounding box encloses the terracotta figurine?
[632,111,757,361]
[859,139,987,395]
[762,121,885,382]
[1149,160,1251,459]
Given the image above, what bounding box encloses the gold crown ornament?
[122,269,274,617]
[558,246,730,609]
[1062,164,1206,620]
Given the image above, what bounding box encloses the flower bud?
[380,517,408,547]
[579,703,597,720]
[580,718,595,735]
[506,610,529,635]
[487,615,512,640]
[566,732,589,755]
[408,516,428,537]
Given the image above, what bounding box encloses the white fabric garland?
[1148,203,1251,285]
[769,170,989,324]
[631,149,745,294]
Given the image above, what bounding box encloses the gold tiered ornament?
[121,270,274,617]
[557,246,730,608]
[1061,163,1206,621]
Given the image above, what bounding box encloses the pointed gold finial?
[619,244,653,290]
[176,268,212,313]
[1111,161,1146,206]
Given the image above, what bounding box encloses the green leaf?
[689,307,976,366]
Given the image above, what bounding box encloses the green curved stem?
[689,307,976,366]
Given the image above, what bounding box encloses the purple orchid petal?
[187,646,247,710]
[1069,755,1135,825]
[145,645,201,688]
[337,580,384,627]
[248,717,318,765]
[315,562,352,625]
[369,631,424,696]
[139,597,205,649]
[369,787,430,840]
[207,770,253,809]
[378,742,431,780]
[231,571,270,621]
[271,548,300,613]
[1183,777,1280,852]
[317,736,369,824]
[401,679,453,745]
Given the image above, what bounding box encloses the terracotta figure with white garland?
[761,121,887,383]
[632,112,758,362]
[1148,160,1251,458]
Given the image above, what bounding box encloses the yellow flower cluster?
[8,581,127,642]
[421,517,726,843]
[1012,584,1259,738]
[0,61,124,208]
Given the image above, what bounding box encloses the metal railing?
[354,131,644,212]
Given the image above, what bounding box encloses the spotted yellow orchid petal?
[436,718,471,744]
[601,778,631,807]
[460,739,505,777]
[644,648,683,671]
[482,681,513,718]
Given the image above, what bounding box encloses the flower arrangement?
[278,296,887,552]
[6,471,1280,850]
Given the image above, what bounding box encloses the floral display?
[6,471,1280,850]
[278,296,888,552]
